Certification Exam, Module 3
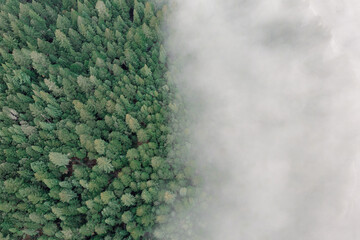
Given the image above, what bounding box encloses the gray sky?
[165,0,360,239]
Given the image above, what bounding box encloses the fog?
[164,0,360,239]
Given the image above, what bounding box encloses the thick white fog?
[165,0,360,239]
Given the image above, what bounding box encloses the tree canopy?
[0,0,194,239]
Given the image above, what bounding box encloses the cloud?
[165,0,360,239]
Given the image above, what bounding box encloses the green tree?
[125,114,140,132]
[30,51,50,76]
[59,189,76,203]
[49,152,69,167]
[55,29,73,51]
[96,0,110,20]
[121,193,136,207]
[96,157,114,173]
[94,139,106,155]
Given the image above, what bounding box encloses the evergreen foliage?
[0,0,194,239]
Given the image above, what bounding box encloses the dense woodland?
[0,0,195,239]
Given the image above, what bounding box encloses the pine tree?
[121,193,136,207]
[126,114,140,132]
[96,157,114,173]
[96,0,111,20]
[30,51,50,76]
[49,152,70,167]
[59,189,76,203]
[55,29,73,51]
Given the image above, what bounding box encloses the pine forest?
[0,0,195,239]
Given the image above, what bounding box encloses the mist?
[164,0,360,239]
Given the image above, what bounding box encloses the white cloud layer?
[166,0,360,239]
